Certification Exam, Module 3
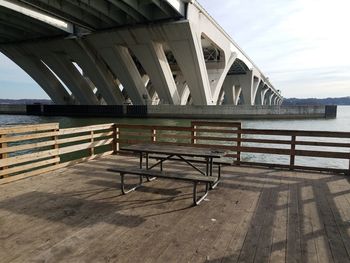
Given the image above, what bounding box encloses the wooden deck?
[1,155,350,263]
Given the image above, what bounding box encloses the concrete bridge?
[0,0,283,106]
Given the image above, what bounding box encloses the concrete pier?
[0,104,337,119]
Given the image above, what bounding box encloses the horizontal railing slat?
[0,149,59,168]
[59,124,114,135]
[191,121,241,127]
[0,157,60,177]
[0,131,60,144]
[57,131,113,145]
[241,129,350,138]
[295,140,350,148]
[0,140,57,155]
[0,123,59,135]
[295,149,349,159]
[58,139,113,155]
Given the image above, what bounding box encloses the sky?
[0,0,349,99]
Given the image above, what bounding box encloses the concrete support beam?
[174,74,191,105]
[209,53,237,104]
[221,75,241,105]
[129,40,180,104]
[0,0,73,33]
[264,90,274,106]
[254,81,267,106]
[164,22,212,105]
[36,47,99,105]
[63,40,125,105]
[109,0,150,20]
[234,70,260,106]
[261,88,271,105]
[1,46,72,104]
[97,45,148,105]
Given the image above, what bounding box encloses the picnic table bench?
[107,167,217,205]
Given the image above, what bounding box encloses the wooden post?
[52,127,60,165]
[290,135,296,170]
[0,134,9,178]
[236,124,241,165]
[89,131,94,156]
[0,134,9,177]
[151,128,156,143]
[191,123,197,144]
[112,124,119,154]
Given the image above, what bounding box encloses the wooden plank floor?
[1,155,350,263]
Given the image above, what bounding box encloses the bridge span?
[0,0,283,106]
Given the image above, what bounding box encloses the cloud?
[199,0,350,98]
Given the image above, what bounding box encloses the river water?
[1,106,350,170]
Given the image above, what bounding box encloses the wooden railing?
[237,128,350,174]
[1,121,349,184]
[116,121,240,159]
[0,123,115,184]
[116,121,350,174]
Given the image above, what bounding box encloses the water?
[1,106,350,170]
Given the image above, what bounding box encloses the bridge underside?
[0,0,282,106]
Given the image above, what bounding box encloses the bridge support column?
[97,45,148,105]
[239,71,260,105]
[1,46,72,104]
[261,88,270,105]
[64,40,125,105]
[174,74,191,105]
[128,39,180,104]
[221,75,241,105]
[38,50,99,105]
[254,81,266,105]
[207,52,237,103]
[164,22,212,105]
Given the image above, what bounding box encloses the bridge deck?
[1,155,350,262]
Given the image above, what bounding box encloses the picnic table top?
[121,143,227,158]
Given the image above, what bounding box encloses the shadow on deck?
[1,155,350,263]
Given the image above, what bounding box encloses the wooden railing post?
[0,134,9,177]
[236,124,241,165]
[290,135,296,170]
[191,123,197,144]
[151,127,156,143]
[52,126,60,165]
[112,124,119,154]
[89,131,94,156]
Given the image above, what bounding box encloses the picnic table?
[108,143,228,205]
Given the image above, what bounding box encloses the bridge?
[0,0,283,106]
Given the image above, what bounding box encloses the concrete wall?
[0,105,26,115]
[147,105,334,119]
[0,104,336,119]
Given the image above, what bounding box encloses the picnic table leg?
[210,164,221,189]
[139,152,142,169]
[205,157,209,176]
[120,172,143,194]
[209,157,213,177]
[193,181,209,206]
[145,152,157,182]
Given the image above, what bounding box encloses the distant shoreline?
[0,97,349,106]
[283,97,350,106]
